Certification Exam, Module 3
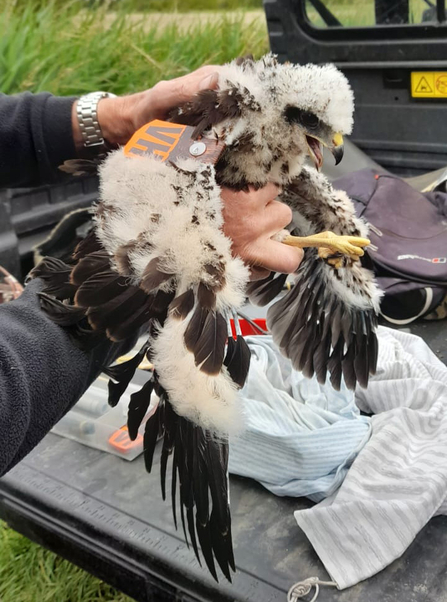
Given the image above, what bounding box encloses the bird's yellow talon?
[283,231,370,259]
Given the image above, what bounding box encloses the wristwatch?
[76,91,117,148]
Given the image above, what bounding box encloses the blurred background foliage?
[0,0,268,97]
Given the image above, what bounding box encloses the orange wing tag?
[123,119,226,165]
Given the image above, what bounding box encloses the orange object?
[108,426,143,453]
[124,120,187,161]
[123,119,226,165]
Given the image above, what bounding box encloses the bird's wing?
[30,150,252,581]
[248,167,382,390]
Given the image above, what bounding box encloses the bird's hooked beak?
[331,132,344,166]
[305,132,344,171]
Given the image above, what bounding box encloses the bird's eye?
[284,106,302,124]
[284,106,320,130]
[300,112,319,129]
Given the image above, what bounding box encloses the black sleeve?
[0,278,134,476]
[0,92,77,188]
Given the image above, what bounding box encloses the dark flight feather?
[72,229,102,262]
[313,333,330,385]
[71,251,110,286]
[160,400,177,501]
[246,272,288,307]
[171,88,243,140]
[224,335,251,388]
[134,376,234,582]
[140,257,173,294]
[59,158,101,176]
[184,306,209,353]
[106,299,154,342]
[171,448,178,530]
[354,334,369,389]
[223,335,236,367]
[206,437,235,580]
[127,376,154,440]
[30,257,76,300]
[197,282,217,310]
[37,292,86,326]
[328,339,344,390]
[114,242,137,276]
[86,287,147,332]
[193,427,214,574]
[104,341,150,407]
[193,311,227,375]
[143,406,161,473]
[368,328,379,376]
[169,289,195,320]
[341,341,357,390]
[267,254,379,390]
[74,270,127,308]
[30,256,71,280]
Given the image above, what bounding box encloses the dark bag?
[334,168,447,324]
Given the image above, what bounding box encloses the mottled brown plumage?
[31,53,381,582]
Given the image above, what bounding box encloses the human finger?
[248,239,304,274]
[149,65,222,117]
[261,200,293,237]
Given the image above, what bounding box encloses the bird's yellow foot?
[283,231,370,259]
[318,248,344,268]
[317,247,360,267]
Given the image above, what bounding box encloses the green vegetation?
[118,0,264,11]
[0,0,268,97]
[305,0,434,28]
[0,522,133,602]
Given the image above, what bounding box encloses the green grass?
[0,0,268,97]
[117,0,264,11]
[0,522,134,602]
[305,0,435,28]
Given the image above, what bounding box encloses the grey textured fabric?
[0,278,134,476]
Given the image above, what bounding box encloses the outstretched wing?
[30,150,251,581]
[248,167,381,390]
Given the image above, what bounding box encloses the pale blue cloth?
[229,336,371,502]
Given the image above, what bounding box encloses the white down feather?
[98,150,250,434]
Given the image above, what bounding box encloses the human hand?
[72,65,221,151]
[220,184,303,280]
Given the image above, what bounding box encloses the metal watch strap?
[76,91,116,148]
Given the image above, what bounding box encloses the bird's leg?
[282,231,370,262]
[317,247,348,269]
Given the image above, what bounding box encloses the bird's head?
[171,54,354,188]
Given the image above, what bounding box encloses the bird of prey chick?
[31,54,381,581]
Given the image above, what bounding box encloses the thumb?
[198,72,220,91]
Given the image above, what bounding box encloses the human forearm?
[0,278,134,476]
[0,92,76,188]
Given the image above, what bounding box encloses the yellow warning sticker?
[411,72,447,98]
